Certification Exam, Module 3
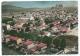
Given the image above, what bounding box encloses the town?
[2,3,78,55]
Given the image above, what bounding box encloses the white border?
[0,0,79,56]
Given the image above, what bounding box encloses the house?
[23,39,35,49]
[6,24,12,31]
[30,46,37,52]
[23,40,33,45]
[36,43,47,50]
[52,21,60,26]
[14,22,25,32]
[30,15,34,20]
[29,42,47,53]
[5,37,10,43]
[43,31,51,37]
[17,38,22,45]
[9,36,18,41]
[51,26,59,33]
[14,23,24,29]
[59,27,68,33]
[39,22,47,30]
[27,43,35,49]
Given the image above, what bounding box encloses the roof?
[44,32,51,36]
[9,36,18,41]
[37,43,47,48]
[53,21,60,26]
[23,40,33,45]
[60,27,68,32]
[30,46,37,52]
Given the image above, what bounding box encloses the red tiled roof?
[54,25,61,29]
[37,43,47,48]
[40,24,47,28]
[23,40,33,45]
[60,27,68,32]
[9,36,18,41]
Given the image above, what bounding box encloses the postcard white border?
[0,0,79,56]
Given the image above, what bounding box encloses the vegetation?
[44,17,53,24]
[42,36,52,46]
[2,17,13,24]
[53,36,66,50]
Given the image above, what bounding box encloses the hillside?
[2,5,37,13]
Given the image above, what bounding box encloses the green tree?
[42,36,52,46]
[2,17,13,24]
[59,38,66,50]
[53,36,66,50]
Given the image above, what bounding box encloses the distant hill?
[2,4,77,14]
[2,5,37,13]
[2,5,23,9]
[2,5,25,12]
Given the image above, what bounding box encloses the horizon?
[2,1,78,8]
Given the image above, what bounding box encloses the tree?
[9,30,17,36]
[42,36,52,46]
[2,17,13,24]
[53,36,66,50]
[12,16,14,18]
[53,38,60,48]
[59,38,66,50]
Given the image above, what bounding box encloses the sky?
[2,1,78,8]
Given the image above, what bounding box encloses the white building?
[6,24,12,30]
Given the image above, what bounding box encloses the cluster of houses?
[2,35,48,54]
[2,4,78,54]
[3,7,77,36]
